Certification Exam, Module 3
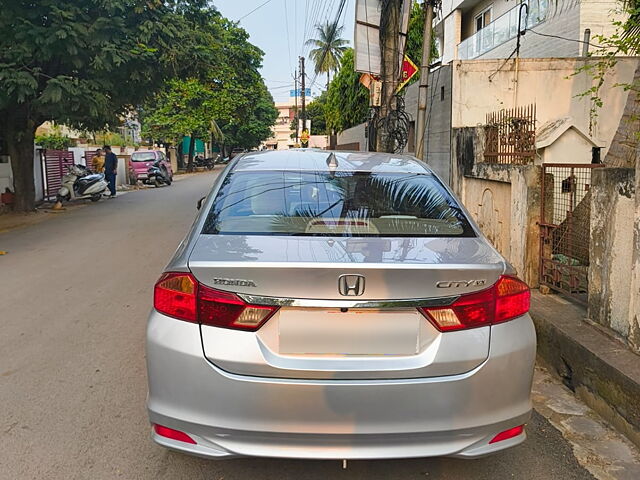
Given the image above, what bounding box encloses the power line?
[283,0,293,75]
[237,0,275,21]
[308,0,347,89]
[526,28,603,49]
[303,0,324,56]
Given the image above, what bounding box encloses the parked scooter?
[147,160,172,187]
[55,164,108,206]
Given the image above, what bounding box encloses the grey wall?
[336,124,367,151]
[421,64,453,185]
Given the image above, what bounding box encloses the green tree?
[142,16,277,160]
[325,49,370,132]
[305,20,349,88]
[405,1,439,87]
[574,1,639,166]
[289,92,329,136]
[142,79,224,170]
[34,133,75,150]
[0,0,215,211]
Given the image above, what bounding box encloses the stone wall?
[451,127,542,286]
[589,167,640,353]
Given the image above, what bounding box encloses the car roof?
[232,149,432,174]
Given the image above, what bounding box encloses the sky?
[213,0,356,103]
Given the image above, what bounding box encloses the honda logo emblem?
[338,274,365,296]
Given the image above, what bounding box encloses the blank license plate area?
[278,308,420,355]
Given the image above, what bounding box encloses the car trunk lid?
[190,235,504,380]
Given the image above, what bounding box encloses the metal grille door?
[539,164,605,304]
[484,104,536,165]
[42,150,74,200]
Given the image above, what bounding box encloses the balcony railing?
[458,0,549,60]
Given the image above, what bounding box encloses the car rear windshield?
[202,171,475,237]
[131,152,156,162]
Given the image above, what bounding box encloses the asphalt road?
[0,171,594,479]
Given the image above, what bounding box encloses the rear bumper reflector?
[489,425,524,444]
[153,424,197,444]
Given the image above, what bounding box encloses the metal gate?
[539,163,605,304]
[42,149,74,200]
[485,104,536,164]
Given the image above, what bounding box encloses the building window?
[440,86,445,101]
[591,147,601,164]
[475,7,492,32]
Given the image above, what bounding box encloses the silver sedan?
[146,149,536,460]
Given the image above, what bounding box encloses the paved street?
[0,171,617,479]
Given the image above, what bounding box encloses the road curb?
[531,291,640,449]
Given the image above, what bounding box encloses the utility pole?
[376,0,402,153]
[294,68,299,144]
[299,56,308,147]
[415,0,435,160]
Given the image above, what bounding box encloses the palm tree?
[305,20,349,89]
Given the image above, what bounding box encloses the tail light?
[154,272,278,331]
[419,276,529,332]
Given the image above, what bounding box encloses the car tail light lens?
[154,273,197,322]
[153,424,196,444]
[198,284,278,331]
[495,276,530,324]
[153,273,278,331]
[419,275,529,332]
[489,425,524,444]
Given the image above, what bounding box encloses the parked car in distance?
[129,150,173,185]
[147,149,535,461]
[229,148,244,159]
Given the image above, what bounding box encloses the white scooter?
[55,164,108,205]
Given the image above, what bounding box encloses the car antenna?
[326,152,338,169]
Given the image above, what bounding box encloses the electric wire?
[303,0,330,58]
[283,0,294,76]
[308,0,348,89]
[237,0,275,21]
[526,28,604,50]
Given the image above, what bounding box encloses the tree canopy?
[306,20,349,88]
[325,49,370,133]
[319,2,433,135]
[141,16,277,163]
[405,0,439,73]
[0,0,246,210]
[0,0,222,210]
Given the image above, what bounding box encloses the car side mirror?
[196,196,206,210]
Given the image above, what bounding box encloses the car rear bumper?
[146,312,536,460]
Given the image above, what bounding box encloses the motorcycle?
[56,164,108,205]
[147,160,172,187]
[194,155,215,170]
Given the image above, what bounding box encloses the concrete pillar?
[509,166,541,287]
[453,9,462,61]
[589,168,636,350]
[629,148,640,350]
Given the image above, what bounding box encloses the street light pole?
[415,0,434,160]
[294,68,299,143]
[300,56,307,147]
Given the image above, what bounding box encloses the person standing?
[91,148,105,173]
[103,145,118,198]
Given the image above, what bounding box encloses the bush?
[35,133,75,150]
